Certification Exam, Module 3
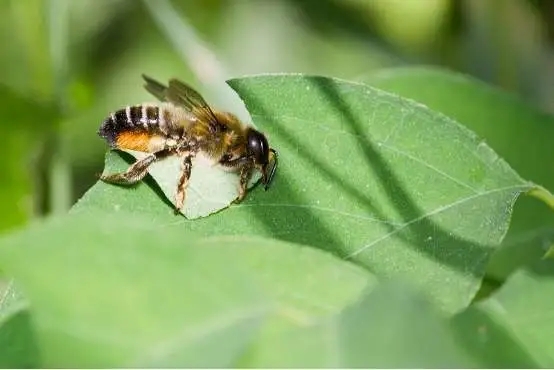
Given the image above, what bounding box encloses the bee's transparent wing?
[142,74,168,102]
[142,74,219,132]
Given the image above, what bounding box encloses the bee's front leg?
[100,148,171,185]
[175,153,194,212]
[238,162,254,202]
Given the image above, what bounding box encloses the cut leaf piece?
[100,147,262,219]
[0,211,372,367]
[77,74,532,314]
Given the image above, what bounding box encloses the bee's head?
[246,128,277,190]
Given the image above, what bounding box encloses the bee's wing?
[142,74,219,131]
[142,74,168,102]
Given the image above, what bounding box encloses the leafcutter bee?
[97,75,277,211]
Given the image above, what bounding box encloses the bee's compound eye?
[247,129,269,165]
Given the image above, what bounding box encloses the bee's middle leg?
[175,153,193,211]
[100,149,171,185]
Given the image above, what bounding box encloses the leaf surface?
[0,212,371,367]
[82,74,532,313]
[361,66,554,280]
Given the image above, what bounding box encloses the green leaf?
[0,280,26,319]
[0,308,41,368]
[0,85,57,231]
[0,211,371,367]
[338,282,478,368]
[361,66,554,280]
[0,275,36,368]
[336,282,474,368]
[247,279,542,368]
[472,260,554,367]
[360,66,554,187]
[78,74,531,313]
[244,281,478,368]
[451,305,540,368]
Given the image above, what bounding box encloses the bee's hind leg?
[100,149,171,185]
[174,153,193,212]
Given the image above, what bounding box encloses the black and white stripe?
[98,104,161,146]
[97,103,183,147]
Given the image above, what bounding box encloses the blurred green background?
[1,0,554,233]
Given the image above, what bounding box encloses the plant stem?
[527,185,554,212]
[141,0,251,122]
[47,0,71,214]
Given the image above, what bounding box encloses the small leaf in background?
[75,74,533,314]
[244,281,478,368]
[361,66,554,281]
[0,211,371,367]
[337,282,476,368]
[0,85,57,232]
[451,305,540,368]
[471,260,554,367]
[0,308,40,368]
[0,280,26,320]
[0,274,36,369]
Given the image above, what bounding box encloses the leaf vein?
[377,141,479,193]
[346,184,528,258]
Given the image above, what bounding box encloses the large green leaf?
[0,212,371,367]
[361,66,554,186]
[84,74,531,313]
[361,66,554,281]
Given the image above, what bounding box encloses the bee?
[97,74,277,211]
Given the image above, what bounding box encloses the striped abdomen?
[98,104,178,153]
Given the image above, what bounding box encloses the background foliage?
[2,0,554,367]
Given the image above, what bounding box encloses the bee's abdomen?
[98,105,169,147]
